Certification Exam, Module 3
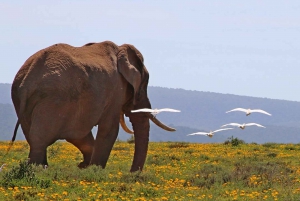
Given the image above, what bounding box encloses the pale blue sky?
[1,1,300,101]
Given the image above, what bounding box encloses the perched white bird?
[187,128,233,138]
[0,164,6,172]
[221,123,265,129]
[131,108,180,116]
[226,108,271,116]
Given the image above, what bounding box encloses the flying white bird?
[187,128,233,138]
[0,164,6,172]
[131,108,181,116]
[226,108,271,116]
[221,123,265,129]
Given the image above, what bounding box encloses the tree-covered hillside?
[148,86,300,129]
[0,103,23,140]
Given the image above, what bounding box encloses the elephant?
[11,41,175,172]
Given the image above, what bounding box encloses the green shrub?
[267,152,277,158]
[262,142,278,148]
[127,136,135,144]
[168,142,189,149]
[224,136,245,146]
[1,160,51,188]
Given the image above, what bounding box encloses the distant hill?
[0,103,23,140]
[0,83,12,104]
[1,83,300,143]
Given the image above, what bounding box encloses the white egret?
[187,128,233,138]
[226,108,271,116]
[131,108,180,116]
[221,123,265,129]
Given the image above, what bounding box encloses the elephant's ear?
[117,46,143,105]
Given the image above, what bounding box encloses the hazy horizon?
[1,83,299,103]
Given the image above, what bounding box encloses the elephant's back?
[44,41,119,74]
[13,41,120,104]
[42,41,120,97]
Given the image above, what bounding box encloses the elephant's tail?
[10,89,28,149]
[6,120,19,154]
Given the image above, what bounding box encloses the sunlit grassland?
[1,140,300,200]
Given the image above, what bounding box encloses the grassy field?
[1,139,300,200]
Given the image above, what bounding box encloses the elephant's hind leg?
[28,101,66,166]
[27,123,51,166]
[28,141,49,166]
[66,131,94,168]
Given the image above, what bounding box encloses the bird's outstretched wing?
[250,109,271,116]
[226,108,248,113]
[187,132,209,136]
[213,128,234,133]
[159,108,181,113]
[221,123,242,127]
[131,108,153,113]
[245,123,266,128]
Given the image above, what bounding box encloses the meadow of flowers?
[1,139,300,200]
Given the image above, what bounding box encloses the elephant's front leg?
[90,116,119,168]
[66,131,94,168]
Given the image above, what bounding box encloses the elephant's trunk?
[128,113,149,172]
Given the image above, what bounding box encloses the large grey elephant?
[11,41,175,172]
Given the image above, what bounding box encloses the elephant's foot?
[77,161,89,169]
[28,159,48,167]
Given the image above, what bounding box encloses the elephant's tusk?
[148,114,176,132]
[120,113,134,134]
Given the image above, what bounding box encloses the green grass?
[0,140,300,200]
